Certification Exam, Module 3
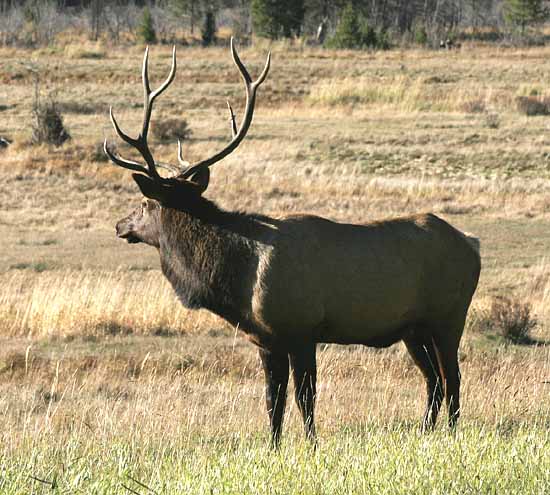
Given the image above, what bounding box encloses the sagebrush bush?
[490,297,537,344]
[31,94,71,147]
[515,95,550,116]
[90,141,111,163]
[461,99,486,113]
[484,112,500,129]
[152,118,192,143]
[470,297,537,344]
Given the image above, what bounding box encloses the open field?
[1,40,549,493]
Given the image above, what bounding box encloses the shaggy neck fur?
[157,196,263,327]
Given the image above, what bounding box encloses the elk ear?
[187,167,210,194]
[132,173,167,202]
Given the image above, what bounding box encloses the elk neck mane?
[157,195,271,327]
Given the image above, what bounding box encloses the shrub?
[484,112,501,129]
[515,95,550,116]
[152,118,192,143]
[31,92,70,147]
[490,297,537,344]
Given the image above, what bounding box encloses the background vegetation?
[0,0,549,49]
[0,5,549,494]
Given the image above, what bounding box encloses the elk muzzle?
[116,218,140,244]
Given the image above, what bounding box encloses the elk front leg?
[289,343,317,441]
[259,348,289,447]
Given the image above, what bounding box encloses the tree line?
[0,0,548,48]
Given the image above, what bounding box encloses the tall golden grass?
[0,270,222,338]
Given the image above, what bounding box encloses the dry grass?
[1,41,550,492]
[0,270,222,338]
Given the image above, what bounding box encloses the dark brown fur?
[116,178,481,445]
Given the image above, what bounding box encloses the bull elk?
[104,39,481,445]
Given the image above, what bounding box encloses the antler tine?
[227,101,237,138]
[177,139,191,170]
[180,37,271,179]
[103,139,149,175]
[141,45,177,140]
[142,46,151,95]
[109,106,138,147]
[230,37,252,85]
[105,46,177,181]
[233,38,271,89]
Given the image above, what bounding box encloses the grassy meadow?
[0,38,550,493]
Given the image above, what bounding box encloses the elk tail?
[462,232,480,255]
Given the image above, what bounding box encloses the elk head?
[104,39,271,244]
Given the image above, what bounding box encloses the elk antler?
[105,39,270,185]
[179,38,270,179]
[104,46,177,182]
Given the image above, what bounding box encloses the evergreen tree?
[251,0,304,39]
[328,2,363,49]
[504,0,548,33]
[201,9,216,45]
[282,0,305,38]
[138,6,157,44]
[251,0,281,39]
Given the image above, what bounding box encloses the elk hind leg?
[259,348,289,447]
[404,334,444,432]
[289,343,317,442]
[433,321,464,429]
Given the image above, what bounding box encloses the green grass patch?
[2,426,548,494]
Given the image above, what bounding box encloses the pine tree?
[328,2,362,49]
[281,0,305,38]
[138,6,157,44]
[251,0,281,39]
[251,0,304,39]
[201,10,216,46]
[505,0,548,34]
